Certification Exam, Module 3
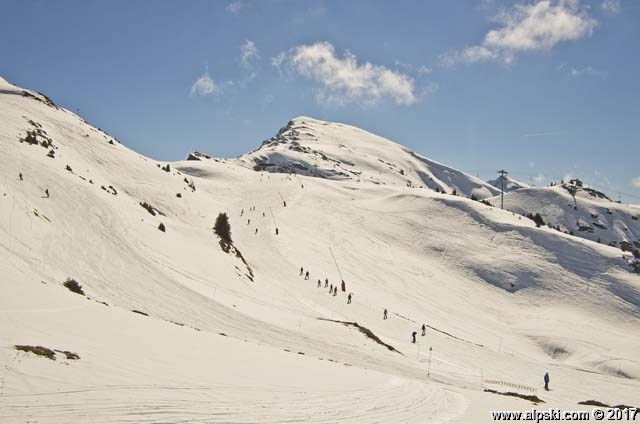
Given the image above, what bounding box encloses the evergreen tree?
[214,213,232,245]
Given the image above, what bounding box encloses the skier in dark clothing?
[247,219,250,225]
[341,280,346,292]
[305,271,309,280]
[412,331,417,343]
[241,209,244,216]
[421,324,426,336]
[19,173,23,181]
[333,287,337,296]
[255,228,258,234]
[300,267,303,276]
[544,372,550,391]
[347,293,352,304]
[383,309,388,320]
[317,279,321,288]
[324,278,328,288]
[329,284,333,293]
[45,189,49,198]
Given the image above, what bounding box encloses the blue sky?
[1,0,639,201]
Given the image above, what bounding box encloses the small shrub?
[158,222,166,232]
[15,345,56,360]
[140,202,157,216]
[65,164,72,172]
[63,278,85,295]
[55,349,80,360]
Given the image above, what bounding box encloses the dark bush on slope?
[63,278,85,295]
[15,345,56,360]
[214,213,232,246]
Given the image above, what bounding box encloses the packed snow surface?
[1,76,639,423]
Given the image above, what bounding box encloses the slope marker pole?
[269,207,278,234]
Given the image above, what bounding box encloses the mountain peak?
[230,116,500,198]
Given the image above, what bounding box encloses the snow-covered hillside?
[1,76,640,423]
[487,174,530,193]
[223,116,500,199]
[489,181,640,261]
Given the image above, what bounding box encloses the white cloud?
[241,40,259,68]
[533,174,546,183]
[274,42,417,106]
[190,72,222,97]
[417,66,433,75]
[601,0,621,15]
[632,177,640,189]
[570,65,607,79]
[225,1,244,14]
[271,52,286,68]
[441,0,597,66]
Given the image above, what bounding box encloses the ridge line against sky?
[0,0,638,201]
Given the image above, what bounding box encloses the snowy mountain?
[224,116,501,199]
[487,174,530,193]
[1,76,640,423]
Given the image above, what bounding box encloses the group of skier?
[240,206,275,236]
[300,267,351,303]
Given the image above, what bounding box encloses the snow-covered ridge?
[487,174,530,192]
[2,77,640,422]
[219,116,501,199]
[489,180,640,256]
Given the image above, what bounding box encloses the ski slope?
[1,76,639,423]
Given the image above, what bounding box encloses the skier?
[275,228,279,235]
[247,219,250,225]
[422,324,426,336]
[283,201,287,207]
[305,271,309,280]
[255,228,258,234]
[317,279,321,288]
[412,331,417,343]
[383,309,388,320]
[263,212,266,217]
[241,209,244,216]
[329,284,333,293]
[324,278,328,288]
[300,267,304,276]
[333,287,337,296]
[19,173,23,181]
[347,293,352,304]
[544,372,550,391]
[341,280,346,292]
[44,188,49,198]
